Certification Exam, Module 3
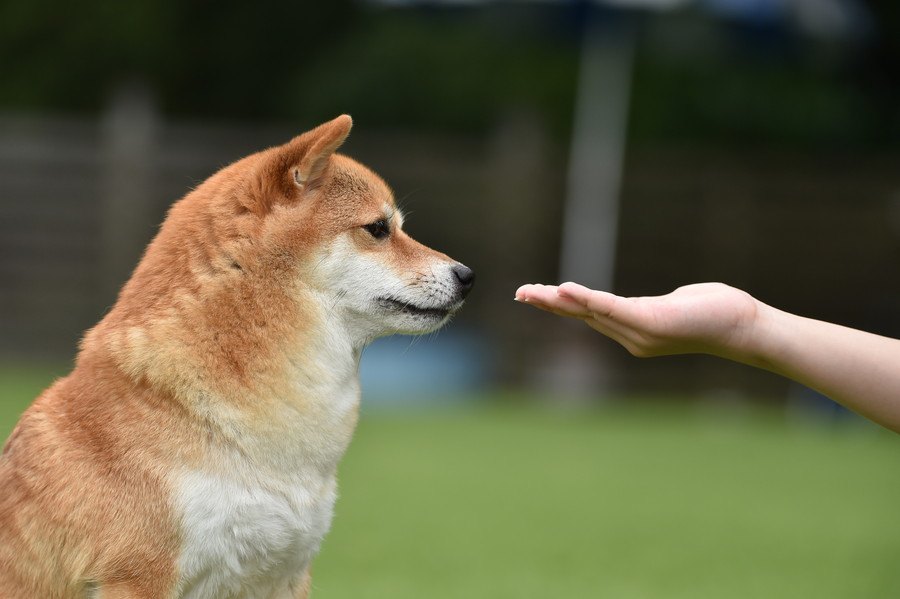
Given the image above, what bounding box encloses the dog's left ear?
[291,114,353,191]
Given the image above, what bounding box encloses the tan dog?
[0,115,474,598]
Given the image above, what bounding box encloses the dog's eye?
[363,220,390,240]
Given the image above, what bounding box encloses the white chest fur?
[175,467,337,599]
[172,290,369,598]
[173,357,361,598]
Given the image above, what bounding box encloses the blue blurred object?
[359,329,492,406]
[702,0,871,38]
[703,0,784,22]
[787,381,866,427]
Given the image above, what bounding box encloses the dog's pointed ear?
[246,115,352,215]
[291,114,353,191]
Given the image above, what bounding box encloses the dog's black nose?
[452,263,475,297]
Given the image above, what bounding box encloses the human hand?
[514,282,762,361]
[517,281,900,433]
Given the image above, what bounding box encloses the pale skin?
[515,282,900,434]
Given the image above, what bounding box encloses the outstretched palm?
[515,282,759,359]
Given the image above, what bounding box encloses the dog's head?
[94,115,472,400]
[230,115,473,344]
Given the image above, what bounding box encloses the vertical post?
[483,109,549,384]
[537,11,636,399]
[559,14,635,291]
[100,80,159,306]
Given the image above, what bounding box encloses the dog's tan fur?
[0,116,471,598]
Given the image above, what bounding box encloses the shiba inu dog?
[0,115,474,598]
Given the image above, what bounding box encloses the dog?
[0,115,474,598]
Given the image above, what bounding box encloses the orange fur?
[0,115,469,598]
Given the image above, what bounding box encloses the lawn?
[2,367,899,598]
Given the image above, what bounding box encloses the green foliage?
[285,10,578,135]
[0,2,578,131]
[2,2,897,145]
[630,47,872,146]
[0,0,355,117]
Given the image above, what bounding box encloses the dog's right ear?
[247,115,353,214]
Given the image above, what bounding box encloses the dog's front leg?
[289,569,312,599]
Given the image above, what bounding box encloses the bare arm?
[515,282,900,433]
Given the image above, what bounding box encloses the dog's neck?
[81,279,366,477]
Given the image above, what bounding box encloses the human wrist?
[731,299,789,370]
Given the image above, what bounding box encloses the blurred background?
[1,0,899,597]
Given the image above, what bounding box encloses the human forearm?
[732,301,900,432]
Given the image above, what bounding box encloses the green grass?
[316,407,900,598]
[0,363,69,441]
[2,370,899,598]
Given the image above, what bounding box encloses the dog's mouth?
[376,297,456,319]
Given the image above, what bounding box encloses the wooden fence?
[2,97,899,399]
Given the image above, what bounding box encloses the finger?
[582,310,634,341]
[515,284,592,318]
[556,282,616,314]
[515,283,549,301]
[519,283,649,349]
[557,282,644,326]
[582,318,657,357]
[518,284,632,327]
[528,302,589,320]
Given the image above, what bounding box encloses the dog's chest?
[174,468,337,599]
[172,330,360,598]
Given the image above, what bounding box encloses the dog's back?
[0,115,473,598]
